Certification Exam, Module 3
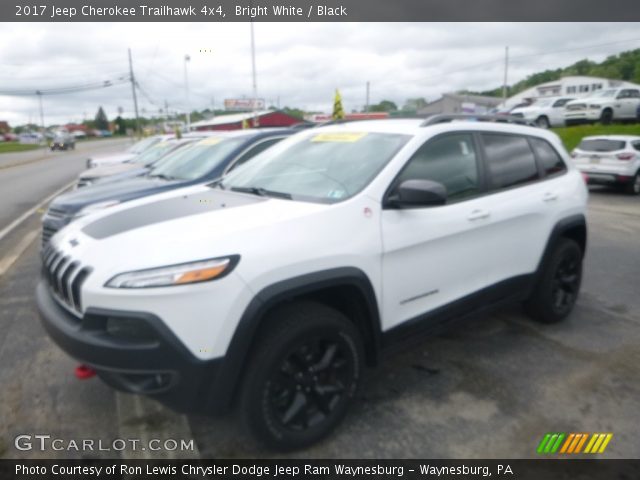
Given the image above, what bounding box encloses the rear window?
[482,134,539,190]
[530,138,567,176]
[578,139,626,152]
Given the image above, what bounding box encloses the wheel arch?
[208,267,382,412]
[536,214,587,280]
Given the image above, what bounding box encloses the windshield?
[533,99,552,107]
[149,136,245,181]
[131,142,181,165]
[593,89,617,98]
[578,139,626,152]
[127,136,161,154]
[220,131,411,203]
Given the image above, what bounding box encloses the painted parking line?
[0,179,75,243]
[115,393,200,459]
[0,228,39,277]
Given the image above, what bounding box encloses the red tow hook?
[74,364,96,380]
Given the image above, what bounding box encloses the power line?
[0,77,129,96]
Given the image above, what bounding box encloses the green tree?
[402,98,428,111]
[94,106,109,131]
[114,116,127,135]
[369,100,397,112]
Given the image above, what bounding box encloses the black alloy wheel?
[240,302,363,450]
[267,335,354,432]
[525,238,583,323]
[550,253,581,316]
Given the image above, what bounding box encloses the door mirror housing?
[386,179,447,208]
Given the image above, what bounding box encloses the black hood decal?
[82,189,265,240]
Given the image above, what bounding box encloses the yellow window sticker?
[199,137,223,145]
[311,132,368,143]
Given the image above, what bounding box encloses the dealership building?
[190,110,302,131]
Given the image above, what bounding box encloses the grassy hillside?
[552,124,640,152]
[464,48,640,99]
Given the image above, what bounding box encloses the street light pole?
[184,54,191,131]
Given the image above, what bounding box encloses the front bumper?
[36,280,226,414]
[564,110,601,123]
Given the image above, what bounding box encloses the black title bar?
[2,460,640,480]
[3,0,640,22]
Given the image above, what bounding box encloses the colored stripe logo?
[537,433,613,454]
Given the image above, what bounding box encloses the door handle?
[467,209,490,221]
[543,192,559,202]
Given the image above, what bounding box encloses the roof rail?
[420,114,536,127]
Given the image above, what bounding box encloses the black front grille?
[42,225,57,248]
[41,244,91,315]
[46,207,67,218]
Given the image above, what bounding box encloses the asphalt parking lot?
[0,141,638,459]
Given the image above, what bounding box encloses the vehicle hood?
[80,162,140,180]
[91,152,137,166]
[511,105,546,116]
[50,177,182,214]
[55,189,333,277]
[91,167,150,185]
[566,97,609,106]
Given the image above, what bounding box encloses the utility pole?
[128,48,141,137]
[365,81,370,113]
[250,21,259,127]
[502,46,509,104]
[36,90,46,150]
[184,54,191,131]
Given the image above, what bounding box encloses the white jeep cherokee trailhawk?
[37,116,588,450]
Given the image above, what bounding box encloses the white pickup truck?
[564,87,640,125]
[510,97,575,128]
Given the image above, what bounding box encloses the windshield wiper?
[147,173,177,181]
[230,186,292,199]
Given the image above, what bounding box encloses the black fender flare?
[208,267,382,412]
[534,214,587,284]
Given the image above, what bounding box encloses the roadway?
[0,138,130,233]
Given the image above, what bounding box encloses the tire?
[535,116,550,129]
[624,171,640,195]
[239,301,364,451]
[600,109,613,125]
[525,238,583,324]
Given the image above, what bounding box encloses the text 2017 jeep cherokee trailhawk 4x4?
[37,116,588,450]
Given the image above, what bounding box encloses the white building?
[506,75,640,108]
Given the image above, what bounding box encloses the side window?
[228,138,282,172]
[482,133,539,190]
[632,142,640,152]
[553,98,572,108]
[628,90,640,98]
[396,133,480,202]
[617,90,629,99]
[530,137,567,177]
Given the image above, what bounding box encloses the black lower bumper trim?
[36,280,225,414]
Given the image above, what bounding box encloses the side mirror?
[386,179,447,208]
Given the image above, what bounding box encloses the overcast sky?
[1,22,640,126]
